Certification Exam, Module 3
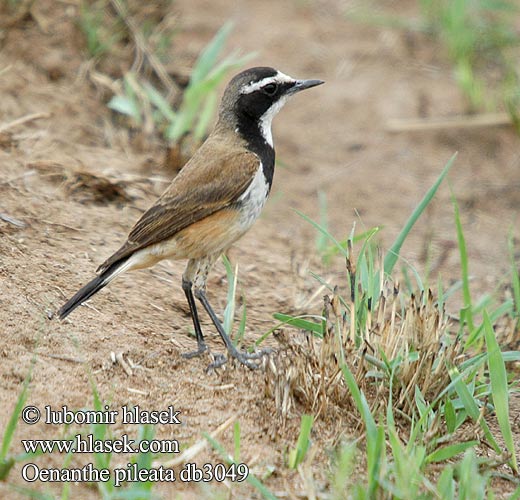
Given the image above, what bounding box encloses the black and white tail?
[58,258,132,319]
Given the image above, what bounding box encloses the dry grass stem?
[387,113,512,132]
[0,112,50,134]
[109,0,180,100]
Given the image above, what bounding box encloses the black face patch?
[235,81,294,121]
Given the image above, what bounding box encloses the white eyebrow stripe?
[240,71,295,94]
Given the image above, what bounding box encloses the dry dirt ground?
[1,0,519,498]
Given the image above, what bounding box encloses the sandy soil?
[1,0,519,498]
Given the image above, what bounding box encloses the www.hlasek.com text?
[22,433,180,454]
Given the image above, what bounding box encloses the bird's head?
[218,66,324,146]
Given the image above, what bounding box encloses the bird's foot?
[207,347,272,371]
[206,353,228,371]
[181,342,209,359]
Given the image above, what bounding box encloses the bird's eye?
[263,83,278,96]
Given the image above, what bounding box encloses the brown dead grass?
[265,283,458,424]
[1,0,519,498]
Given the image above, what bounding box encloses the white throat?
[259,95,288,148]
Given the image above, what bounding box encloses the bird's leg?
[180,277,208,359]
[194,288,270,369]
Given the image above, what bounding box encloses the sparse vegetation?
[349,0,520,130]
[287,414,313,469]
[107,21,254,146]
[267,155,520,497]
[419,0,520,116]
[0,359,36,483]
[78,0,124,58]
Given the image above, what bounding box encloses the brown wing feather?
[98,138,260,272]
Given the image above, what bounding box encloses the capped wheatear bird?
[58,66,324,368]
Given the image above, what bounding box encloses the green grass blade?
[234,421,241,463]
[386,365,397,429]
[316,190,330,259]
[107,95,141,123]
[272,313,324,335]
[451,188,475,335]
[355,227,383,302]
[190,21,233,85]
[457,449,488,500]
[0,365,32,461]
[367,425,385,498]
[436,465,455,500]
[142,81,177,122]
[89,378,113,495]
[444,398,457,434]
[322,227,383,262]
[489,299,514,322]
[166,24,254,143]
[126,424,155,495]
[340,363,376,434]
[222,254,238,337]
[503,351,520,362]
[472,293,493,314]
[254,313,325,348]
[60,436,76,500]
[331,442,356,499]
[509,485,520,500]
[426,440,479,463]
[400,258,424,295]
[443,279,464,302]
[194,91,218,142]
[384,153,456,276]
[448,364,501,454]
[294,209,349,258]
[167,51,253,142]
[0,358,35,481]
[235,296,247,347]
[483,310,518,473]
[288,414,314,468]
[437,273,445,311]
